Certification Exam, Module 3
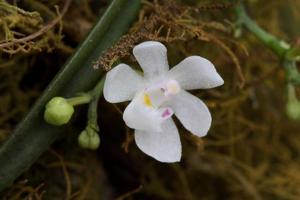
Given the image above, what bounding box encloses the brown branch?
[0,0,71,48]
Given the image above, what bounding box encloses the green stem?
[89,77,105,99]
[234,3,290,58]
[87,78,105,131]
[0,0,140,192]
[67,95,92,106]
[234,2,300,85]
[284,60,300,85]
[287,83,297,101]
[77,78,104,150]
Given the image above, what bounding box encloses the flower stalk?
[86,78,105,127]
[234,3,300,82]
[286,83,300,120]
[234,3,290,58]
[78,78,104,150]
[234,2,300,120]
[67,95,92,106]
[44,78,104,126]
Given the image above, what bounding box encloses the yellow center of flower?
[143,93,153,107]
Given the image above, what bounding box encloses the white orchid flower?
[103,41,224,163]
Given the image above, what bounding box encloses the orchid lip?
[160,107,174,120]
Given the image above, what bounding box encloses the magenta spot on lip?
[162,109,171,118]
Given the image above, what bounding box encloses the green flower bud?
[78,126,100,150]
[286,99,300,120]
[44,97,74,126]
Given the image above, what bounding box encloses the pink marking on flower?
[161,108,173,119]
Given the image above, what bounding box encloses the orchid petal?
[133,41,169,79]
[134,119,181,162]
[169,90,212,137]
[168,56,224,90]
[103,64,143,103]
[123,94,164,132]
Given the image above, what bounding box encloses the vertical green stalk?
[0,0,140,192]
[87,78,105,128]
[78,78,105,150]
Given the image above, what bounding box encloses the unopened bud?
[44,97,74,126]
[78,126,100,150]
[286,99,300,120]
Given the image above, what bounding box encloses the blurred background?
[1,0,300,199]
